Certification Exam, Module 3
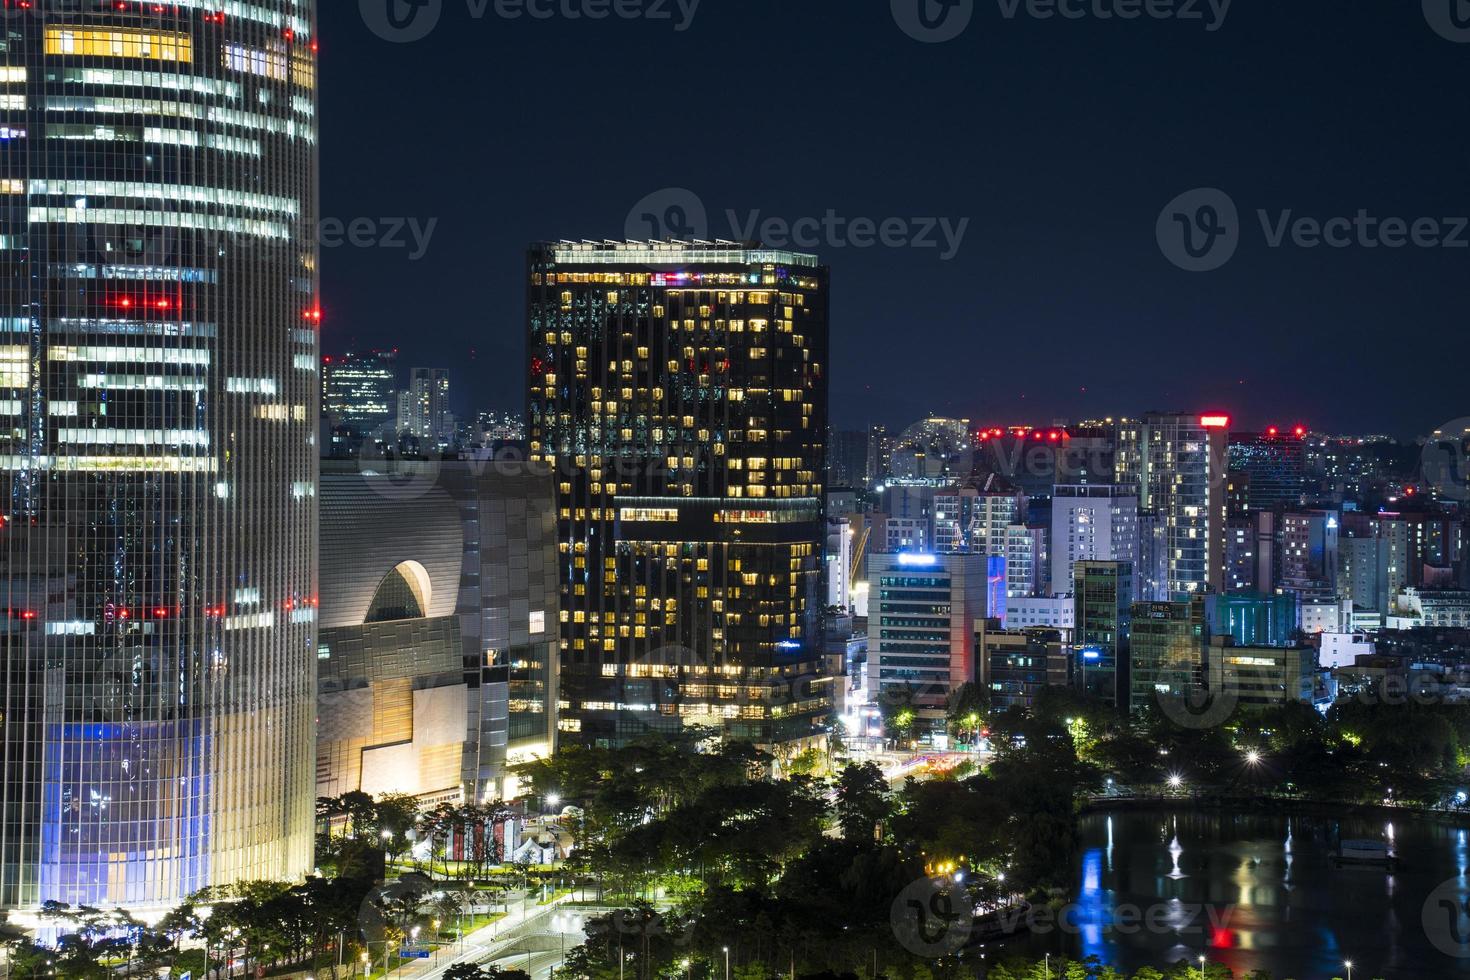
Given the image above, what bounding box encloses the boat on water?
[1333,838,1396,869]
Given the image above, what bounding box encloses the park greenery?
[509,724,1088,980]
[1,793,539,980]
[3,680,1453,980]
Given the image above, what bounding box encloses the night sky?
[319,0,1469,439]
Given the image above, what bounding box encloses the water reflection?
[1009,809,1470,977]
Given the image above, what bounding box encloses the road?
[373,890,587,980]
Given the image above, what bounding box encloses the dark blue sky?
[319,0,1470,438]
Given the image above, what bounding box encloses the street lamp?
[1345,961,1353,980]
[1044,953,1050,979]
[681,958,692,980]
[723,946,730,980]
[1245,750,1261,765]
[1197,954,1206,979]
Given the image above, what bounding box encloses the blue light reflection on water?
[1005,809,1470,978]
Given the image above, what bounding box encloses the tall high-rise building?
[1073,560,1133,706]
[1115,413,1229,600]
[526,241,830,747]
[1227,427,1308,513]
[0,5,319,915]
[323,350,399,433]
[827,428,869,489]
[1279,509,1339,594]
[1050,484,1139,597]
[397,367,453,450]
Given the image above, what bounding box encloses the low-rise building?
[1003,594,1075,641]
[866,552,996,732]
[976,621,1070,712]
[317,460,560,805]
[1206,637,1319,710]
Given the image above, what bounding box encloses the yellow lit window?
[46,27,192,63]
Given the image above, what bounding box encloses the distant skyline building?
[1115,413,1229,600]
[1050,484,1139,598]
[526,241,830,748]
[1228,427,1309,513]
[1280,510,1340,594]
[828,428,869,489]
[398,367,454,450]
[0,3,320,915]
[323,349,399,433]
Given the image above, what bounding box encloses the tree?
[879,686,919,746]
[946,682,990,743]
[834,763,892,845]
[374,792,421,862]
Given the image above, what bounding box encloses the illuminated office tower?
[1227,426,1308,514]
[866,551,995,733]
[0,6,319,915]
[397,367,453,451]
[323,350,399,433]
[527,241,830,748]
[1114,413,1229,601]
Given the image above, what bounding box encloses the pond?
[995,808,1470,978]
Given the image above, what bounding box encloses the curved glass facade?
[0,2,318,912]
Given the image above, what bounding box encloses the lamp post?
[1345,961,1353,980]
[723,946,730,980]
[1197,954,1206,979]
[1044,953,1050,979]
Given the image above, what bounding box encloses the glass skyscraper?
[0,3,318,915]
[323,350,399,433]
[527,241,830,748]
